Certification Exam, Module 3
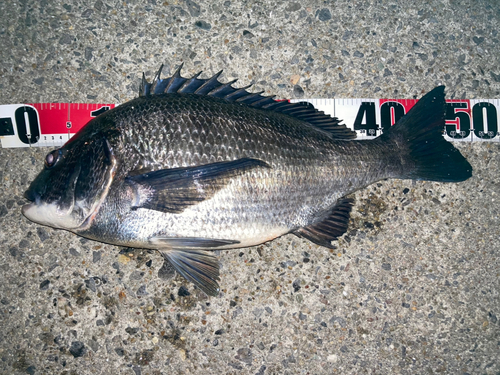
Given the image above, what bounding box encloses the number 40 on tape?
[1,98,499,148]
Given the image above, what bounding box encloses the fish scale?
[117,94,336,170]
[22,66,472,296]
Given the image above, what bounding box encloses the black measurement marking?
[380,101,405,132]
[0,118,14,136]
[14,106,40,145]
[353,102,378,134]
[472,102,497,139]
[91,106,110,117]
[445,102,470,139]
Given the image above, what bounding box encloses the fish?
[22,64,473,296]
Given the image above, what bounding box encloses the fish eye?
[45,149,62,168]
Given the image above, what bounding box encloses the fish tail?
[379,86,472,182]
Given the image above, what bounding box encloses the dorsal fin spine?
[139,64,357,140]
[177,72,204,93]
[150,64,164,94]
[223,84,253,101]
[207,79,238,97]
[194,70,223,95]
[162,63,184,94]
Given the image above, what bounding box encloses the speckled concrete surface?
[1,1,500,374]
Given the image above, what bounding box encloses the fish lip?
[22,188,40,215]
[21,202,34,216]
[21,200,82,230]
[24,186,37,203]
[21,167,79,227]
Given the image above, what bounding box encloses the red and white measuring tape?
[1,98,498,148]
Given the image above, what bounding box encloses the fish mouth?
[22,199,35,216]
[24,184,39,204]
[22,187,43,220]
[21,165,83,230]
[21,201,34,218]
[22,138,118,231]
[22,191,84,230]
[22,199,83,230]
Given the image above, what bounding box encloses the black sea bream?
[23,65,472,296]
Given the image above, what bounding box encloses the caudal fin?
[379,86,472,182]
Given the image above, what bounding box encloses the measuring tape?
[1,98,499,148]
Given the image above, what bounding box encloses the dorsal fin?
[140,64,357,140]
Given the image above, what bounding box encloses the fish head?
[23,135,117,231]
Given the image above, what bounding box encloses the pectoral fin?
[151,236,239,249]
[126,158,269,214]
[161,249,221,297]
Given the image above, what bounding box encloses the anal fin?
[294,198,353,249]
[154,236,240,297]
[161,249,221,297]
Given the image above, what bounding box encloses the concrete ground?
[1,0,499,374]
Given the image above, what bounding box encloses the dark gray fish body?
[22,66,472,296]
[77,94,393,246]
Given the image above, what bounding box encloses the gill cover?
[23,137,116,230]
